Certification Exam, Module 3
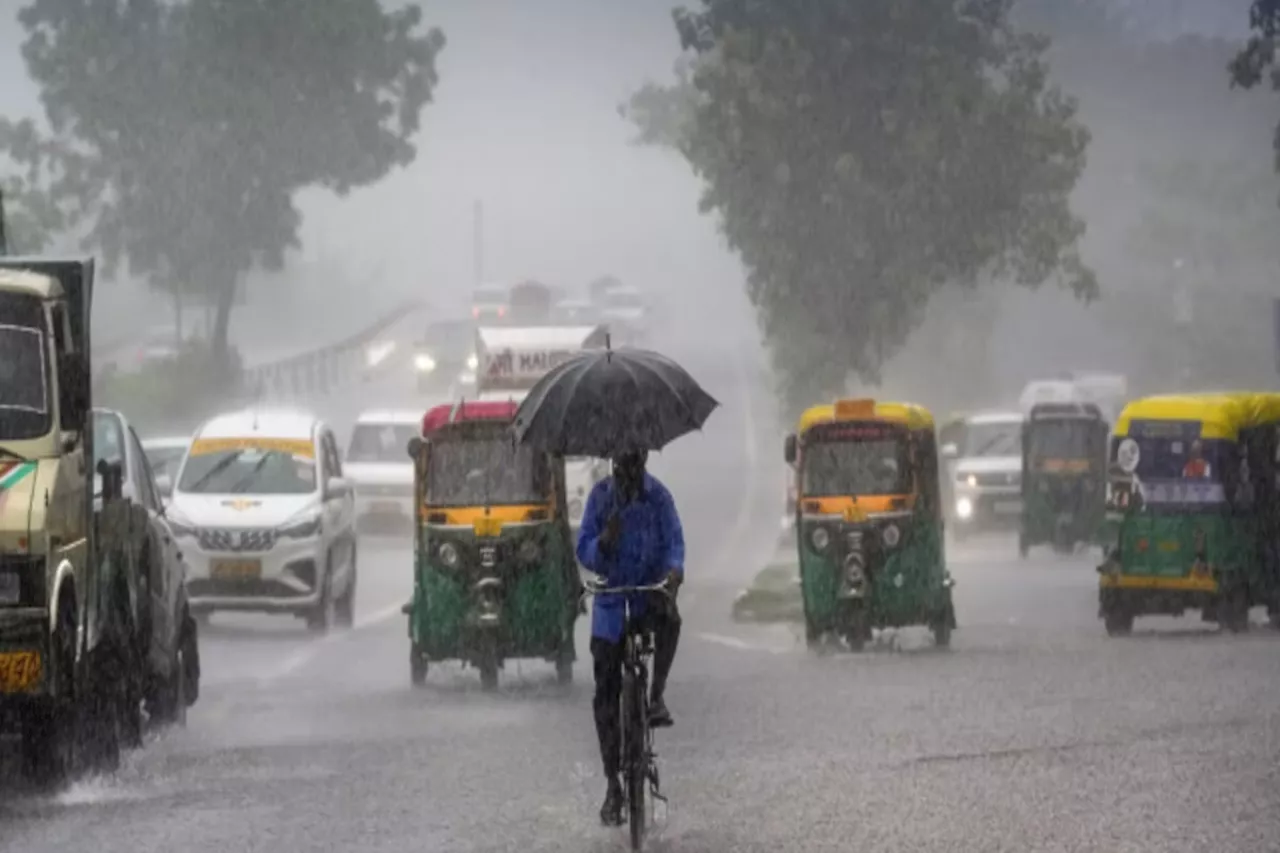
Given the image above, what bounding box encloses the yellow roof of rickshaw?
[798,399,935,435]
[1114,392,1280,440]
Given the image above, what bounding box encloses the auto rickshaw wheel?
[1017,532,1029,560]
[1103,608,1133,637]
[931,599,955,648]
[803,619,821,650]
[479,660,499,690]
[1220,587,1250,634]
[840,606,869,653]
[409,642,428,688]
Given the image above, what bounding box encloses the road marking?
[254,600,405,685]
[697,632,789,655]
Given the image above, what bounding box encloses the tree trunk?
[211,273,237,373]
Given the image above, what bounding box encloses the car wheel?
[149,613,194,727]
[307,560,336,636]
[21,595,80,786]
[335,546,357,630]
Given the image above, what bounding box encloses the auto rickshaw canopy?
[798,398,935,438]
[1113,392,1280,442]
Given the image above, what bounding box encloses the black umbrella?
[511,345,718,457]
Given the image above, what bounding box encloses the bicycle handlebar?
[581,578,673,598]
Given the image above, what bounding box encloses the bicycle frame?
[582,577,671,849]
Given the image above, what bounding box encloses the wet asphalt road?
[5,329,1280,851]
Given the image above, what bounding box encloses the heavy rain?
[1,1,1279,850]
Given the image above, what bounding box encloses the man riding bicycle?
[577,449,685,826]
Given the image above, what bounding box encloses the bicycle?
[582,575,672,851]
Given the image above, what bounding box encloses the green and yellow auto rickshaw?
[405,400,579,689]
[783,398,956,651]
[1098,392,1280,635]
[1019,402,1110,557]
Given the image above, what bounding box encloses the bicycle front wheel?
[622,666,647,849]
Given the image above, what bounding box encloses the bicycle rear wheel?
[623,665,648,849]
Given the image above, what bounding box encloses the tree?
[5,0,445,364]
[0,119,70,254]
[1232,1,1280,173]
[625,0,1095,415]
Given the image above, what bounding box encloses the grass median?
[731,559,804,624]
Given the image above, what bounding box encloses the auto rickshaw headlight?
[810,526,830,552]
[881,523,901,548]
[438,541,460,568]
[518,538,540,563]
[965,474,977,487]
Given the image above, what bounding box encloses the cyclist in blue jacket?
[577,449,684,826]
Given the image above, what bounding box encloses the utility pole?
[473,199,484,287]
[0,189,9,256]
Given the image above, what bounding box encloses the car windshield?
[473,288,505,305]
[1028,421,1094,459]
[802,438,910,497]
[0,320,50,439]
[144,445,188,481]
[347,423,418,463]
[963,421,1022,457]
[426,433,545,506]
[178,445,317,494]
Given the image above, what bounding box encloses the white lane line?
[697,632,789,656]
[254,600,406,685]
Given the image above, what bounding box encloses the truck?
[474,324,611,533]
[0,256,140,784]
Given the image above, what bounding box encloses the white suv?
[166,409,358,634]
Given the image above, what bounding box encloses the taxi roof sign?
[833,398,876,420]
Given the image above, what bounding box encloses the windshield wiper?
[228,451,279,494]
[185,451,244,493]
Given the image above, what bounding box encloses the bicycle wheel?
[623,664,648,849]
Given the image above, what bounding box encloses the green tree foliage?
[626,0,1095,414]
[4,0,445,363]
[0,120,70,254]
[1232,0,1280,171]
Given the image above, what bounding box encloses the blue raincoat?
[577,473,685,643]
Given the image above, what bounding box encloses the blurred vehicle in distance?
[508,279,554,325]
[942,410,1024,539]
[471,284,508,323]
[414,319,478,394]
[344,411,419,535]
[598,283,649,346]
[141,435,192,504]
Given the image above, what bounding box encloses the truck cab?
[0,257,130,782]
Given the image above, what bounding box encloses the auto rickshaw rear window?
[801,424,910,497]
[1028,422,1095,459]
[426,428,548,506]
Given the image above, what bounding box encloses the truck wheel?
[81,642,123,774]
[21,599,80,786]
[410,642,428,688]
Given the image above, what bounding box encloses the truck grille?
[198,528,277,553]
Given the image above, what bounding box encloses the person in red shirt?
[1182,441,1211,479]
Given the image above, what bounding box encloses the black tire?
[804,618,821,650]
[307,562,336,635]
[410,642,428,688]
[335,553,357,630]
[21,597,80,787]
[555,646,574,686]
[81,639,124,774]
[1221,587,1250,634]
[1018,532,1029,560]
[623,668,647,850]
[1104,608,1133,637]
[149,615,195,727]
[841,606,869,653]
[109,575,144,750]
[479,658,499,691]
[932,600,954,648]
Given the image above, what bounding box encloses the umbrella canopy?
[511,346,718,457]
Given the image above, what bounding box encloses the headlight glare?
[415,353,437,373]
[955,497,974,519]
[466,354,479,370]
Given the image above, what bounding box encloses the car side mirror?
[941,443,959,459]
[155,473,173,499]
[326,476,351,500]
[783,433,797,465]
[96,458,124,501]
[407,436,423,459]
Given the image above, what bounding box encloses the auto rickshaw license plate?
[212,559,262,580]
[0,650,42,693]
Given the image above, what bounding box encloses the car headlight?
[955,498,974,519]
[466,354,478,371]
[415,353,437,373]
[810,526,830,552]
[965,474,978,487]
[881,523,901,548]
[518,538,540,562]
[437,541,459,568]
[279,514,322,539]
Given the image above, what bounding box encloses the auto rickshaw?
[1019,402,1109,557]
[405,400,579,688]
[1098,392,1280,636]
[783,398,956,651]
